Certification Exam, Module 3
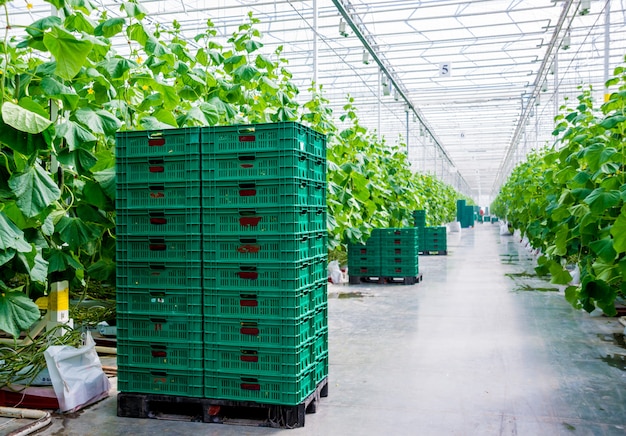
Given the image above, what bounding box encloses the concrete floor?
[13,223,626,435]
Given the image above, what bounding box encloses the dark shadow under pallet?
[419,250,448,256]
[348,273,423,285]
[117,377,328,429]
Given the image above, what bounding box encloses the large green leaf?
[100,57,138,79]
[17,250,48,284]
[1,102,52,134]
[0,117,48,155]
[47,249,83,274]
[64,11,96,33]
[40,77,80,111]
[86,257,115,281]
[583,188,620,215]
[56,120,98,150]
[122,0,148,19]
[8,165,61,218]
[610,209,626,253]
[56,148,98,174]
[43,26,93,80]
[25,16,63,38]
[94,17,126,37]
[549,262,572,285]
[0,212,32,252]
[73,107,122,135]
[0,291,40,338]
[589,237,616,263]
[55,216,102,252]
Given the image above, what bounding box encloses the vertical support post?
[553,50,559,123]
[604,0,611,102]
[405,108,409,155]
[312,0,318,85]
[378,70,382,139]
[47,280,73,334]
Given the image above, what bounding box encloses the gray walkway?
[23,224,626,435]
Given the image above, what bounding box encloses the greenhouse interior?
[1,0,626,434]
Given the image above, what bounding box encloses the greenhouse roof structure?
[15,0,626,204]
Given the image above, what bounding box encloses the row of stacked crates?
[348,228,420,278]
[115,122,328,406]
[456,199,475,228]
[413,210,447,254]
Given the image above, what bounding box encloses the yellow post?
[47,280,73,333]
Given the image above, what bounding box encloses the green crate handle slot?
[149,264,166,270]
[149,317,167,323]
[240,297,258,307]
[237,243,260,253]
[240,353,258,363]
[240,327,259,335]
[149,291,166,297]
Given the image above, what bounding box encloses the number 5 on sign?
[439,63,451,77]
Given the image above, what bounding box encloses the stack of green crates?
[378,228,419,277]
[348,228,419,278]
[457,200,475,228]
[348,237,381,277]
[423,226,447,253]
[201,122,328,406]
[115,122,328,407]
[116,128,205,397]
[413,210,426,250]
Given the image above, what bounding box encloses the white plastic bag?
[448,221,461,233]
[44,331,110,413]
[327,260,343,284]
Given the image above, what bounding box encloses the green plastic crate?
[204,342,316,377]
[347,255,380,269]
[202,122,326,158]
[380,265,419,277]
[377,228,419,238]
[313,352,329,386]
[347,244,380,257]
[203,313,317,348]
[203,150,325,183]
[203,231,326,263]
[116,235,201,263]
[202,179,325,208]
[313,329,329,357]
[117,314,203,343]
[116,128,200,159]
[203,206,326,235]
[117,155,200,184]
[379,246,419,257]
[116,181,201,210]
[116,261,202,289]
[203,282,326,319]
[313,305,328,333]
[425,226,447,235]
[116,286,203,316]
[203,257,327,291]
[116,209,201,237]
[349,265,381,276]
[380,256,419,268]
[117,339,203,371]
[118,367,203,397]
[204,369,317,405]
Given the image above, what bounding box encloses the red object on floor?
[0,385,59,410]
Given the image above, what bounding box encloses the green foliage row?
[492,58,626,315]
[0,0,462,337]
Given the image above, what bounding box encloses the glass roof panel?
[4,0,625,203]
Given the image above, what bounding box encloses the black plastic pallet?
[117,377,328,429]
[418,250,447,256]
[348,273,423,285]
